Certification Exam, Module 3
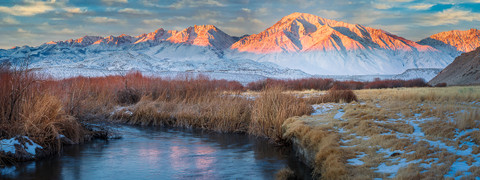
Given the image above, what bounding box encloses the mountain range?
[1,12,479,82]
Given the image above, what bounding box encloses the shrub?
[325,85,358,103]
[435,82,447,87]
[116,88,141,105]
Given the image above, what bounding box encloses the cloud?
[101,0,128,5]
[170,0,225,9]
[17,28,35,37]
[383,0,414,2]
[88,17,125,24]
[241,8,251,13]
[255,8,268,16]
[371,24,409,34]
[419,8,480,26]
[408,3,434,10]
[142,18,164,24]
[1,17,20,25]
[318,10,345,19]
[250,18,265,27]
[0,1,55,16]
[373,3,393,10]
[65,7,87,14]
[194,10,219,19]
[17,28,28,33]
[222,27,246,35]
[118,8,152,15]
[230,17,245,23]
[52,28,75,34]
[0,0,89,17]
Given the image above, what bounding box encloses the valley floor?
[282,86,480,179]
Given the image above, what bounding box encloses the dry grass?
[283,117,346,179]
[20,94,85,153]
[116,85,312,142]
[0,66,87,164]
[275,167,296,180]
[281,86,480,179]
[249,86,312,142]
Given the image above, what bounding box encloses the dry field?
[282,86,480,179]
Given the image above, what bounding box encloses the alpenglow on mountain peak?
[230,12,433,53]
[3,12,476,78]
[44,24,235,49]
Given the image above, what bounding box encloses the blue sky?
[0,0,479,49]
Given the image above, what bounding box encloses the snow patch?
[0,136,43,157]
[334,109,345,120]
[311,103,335,115]
[347,152,366,166]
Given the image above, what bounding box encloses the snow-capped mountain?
[45,25,235,50]
[419,29,480,53]
[2,12,475,82]
[0,25,309,82]
[228,12,455,75]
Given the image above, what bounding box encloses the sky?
[0,0,479,49]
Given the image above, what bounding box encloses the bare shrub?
[116,88,141,105]
[325,85,358,103]
[435,82,447,87]
[305,85,358,104]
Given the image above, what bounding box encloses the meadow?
[282,86,480,179]
[1,65,478,179]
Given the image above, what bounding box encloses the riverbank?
[282,86,480,179]
[4,66,475,179]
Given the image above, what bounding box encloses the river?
[1,125,312,180]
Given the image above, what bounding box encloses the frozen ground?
[306,99,480,179]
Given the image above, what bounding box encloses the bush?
[325,85,357,103]
[435,82,447,87]
[116,88,141,105]
[365,78,429,89]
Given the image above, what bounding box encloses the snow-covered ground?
[0,136,42,157]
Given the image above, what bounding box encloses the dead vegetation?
[281,86,480,179]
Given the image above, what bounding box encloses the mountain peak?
[419,28,480,52]
[231,12,426,53]
[192,24,218,30]
[282,12,318,19]
[169,24,234,49]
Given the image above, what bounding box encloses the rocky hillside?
[429,47,480,86]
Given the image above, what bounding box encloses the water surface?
[1,125,312,180]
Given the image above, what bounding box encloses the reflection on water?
[1,126,312,180]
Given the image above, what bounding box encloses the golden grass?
[249,86,312,142]
[283,117,346,179]
[281,86,480,179]
[21,94,85,152]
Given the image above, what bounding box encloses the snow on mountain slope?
[393,68,442,81]
[0,13,463,81]
[228,12,455,75]
[418,29,480,53]
[1,36,310,82]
